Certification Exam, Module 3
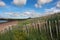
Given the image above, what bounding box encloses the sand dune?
[0,21,18,32]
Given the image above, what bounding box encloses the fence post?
[55,20,58,39]
[49,20,53,40]
[25,24,29,36]
[58,20,60,32]
[45,20,50,40]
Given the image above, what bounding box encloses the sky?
[0,0,60,19]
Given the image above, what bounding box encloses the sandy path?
[0,21,18,32]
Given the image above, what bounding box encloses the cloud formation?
[0,1,6,7]
[5,12,20,17]
[35,0,52,8]
[0,10,41,18]
[23,11,40,18]
[57,1,60,8]
[44,0,60,15]
[45,7,60,15]
[13,0,27,6]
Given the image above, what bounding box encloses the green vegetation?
[0,13,60,40]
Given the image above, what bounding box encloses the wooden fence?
[1,19,60,40]
[20,19,60,40]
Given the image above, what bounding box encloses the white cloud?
[35,0,52,8]
[35,4,42,8]
[57,1,60,8]
[45,7,60,15]
[23,11,41,18]
[44,1,60,15]
[5,12,20,17]
[0,10,41,18]
[38,0,52,4]
[13,0,27,6]
[0,1,6,7]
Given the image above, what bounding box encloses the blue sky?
[0,0,60,18]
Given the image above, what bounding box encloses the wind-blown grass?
[0,13,60,40]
